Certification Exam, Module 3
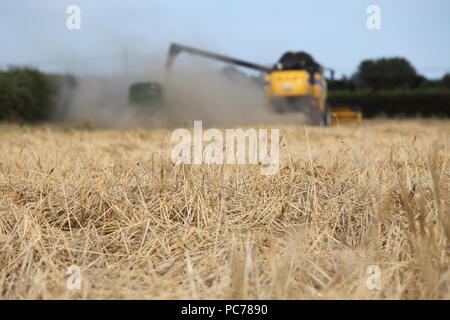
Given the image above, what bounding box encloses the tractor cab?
[275,51,322,75]
[128,82,163,108]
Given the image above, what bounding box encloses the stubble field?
[0,119,448,299]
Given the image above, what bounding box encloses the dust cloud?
[56,53,307,129]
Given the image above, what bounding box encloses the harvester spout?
[165,43,272,73]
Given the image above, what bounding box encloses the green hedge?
[328,89,450,118]
[0,68,76,123]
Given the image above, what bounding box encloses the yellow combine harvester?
[166,43,361,126]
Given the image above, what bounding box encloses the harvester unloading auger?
[165,43,363,126]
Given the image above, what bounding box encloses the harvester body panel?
[265,70,312,97]
[265,71,327,113]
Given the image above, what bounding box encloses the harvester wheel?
[323,107,332,126]
[307,107,323,126]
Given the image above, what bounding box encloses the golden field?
[0,119,448,299]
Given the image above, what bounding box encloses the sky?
[1,0,449,79]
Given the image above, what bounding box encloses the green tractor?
[128,82,164,113]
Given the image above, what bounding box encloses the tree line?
[327,58,450,117]
[329,57,450,91]
[0,68,76,123]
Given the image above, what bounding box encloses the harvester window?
[276,51,320,74]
